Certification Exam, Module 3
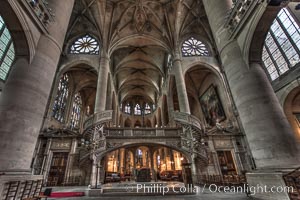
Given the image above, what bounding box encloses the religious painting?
[200,85,226,126]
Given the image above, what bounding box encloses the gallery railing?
[21,0,54,31]
[104,127,182,137]
[224,0,263,38]
[83,110,113,134]
[173,111,202,132]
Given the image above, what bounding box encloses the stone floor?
[48,193,251,200]
[46,184,251,200]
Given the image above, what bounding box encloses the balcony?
[83,110,113,133]
[225,0,262,38]
[104,127,181,138]
[21,0,54,32]
[173,111,202,131]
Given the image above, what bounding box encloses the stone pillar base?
[88,188,103,196]
[246,171,290,200]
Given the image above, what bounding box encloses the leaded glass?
[144,103,151,115]
[262,8,300,81]
[125,103,131,114]
[52,74,69,122]
[70,92,82,129]
[0,15,15,81]
[70,34,99,55]
[134,104,141,115]
[182,37,209,57]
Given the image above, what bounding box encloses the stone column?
[0,0,74,172]
[94,53,110,113]
[202,0,299,170]
[173,52,190,114]
[149,149,156,181]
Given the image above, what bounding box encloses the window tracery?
[182,37,209,57]
[70,34,99,55]
[0,16,15,81]
[262,8,300,81]
[144,103,151,115]
[134,104,142,115]
[125,103,131,114]
[52,74,69,122]
[70,92,82,129]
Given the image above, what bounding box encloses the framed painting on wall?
[200,85,226,126]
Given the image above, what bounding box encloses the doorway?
[47,152,69,186]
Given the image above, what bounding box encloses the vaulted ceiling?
[64,0,214,106]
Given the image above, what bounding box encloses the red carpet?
[42,192,85,198]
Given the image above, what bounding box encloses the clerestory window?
[70,34,99,55]
[52,74,69,122]
[70,92,82,129]
[262,8,300,81]
[182,37,209,57]
[0,15,15,81]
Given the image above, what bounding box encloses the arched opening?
[99,144,189,183]
[134,120,141,128]
[146,119,152,128]
[284,86,300,144]
[185,65,228,127]
[124,118,131,128]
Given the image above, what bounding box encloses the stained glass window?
[125,103,131,114]
[70,92,82,129]
[134,104,141,115]
[144,103,151,115]
[52,74,69,122]
[0,15,15,81]
[262,8,300,81]
[182,37,209,57]
[70,34,99,55]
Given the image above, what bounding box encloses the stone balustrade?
[104,127,181,137]
[83,110,113,132]
[224,0,262,37]
[22,0,54,29]
[173,111,202,131]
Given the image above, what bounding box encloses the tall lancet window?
[134,104,141,115]
[262,8,300,81]
[70,34,99,55]
[181,37,209,57]
[70,92,82,129]
[52,74,69,122]
[0,15,15,81]
[125,103,131,114]
[144,103,151,115]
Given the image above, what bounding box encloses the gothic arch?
[0,1,32,61]
[283,86,300,144]
[124,118,131,128]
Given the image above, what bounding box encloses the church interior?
[0,0,300,199]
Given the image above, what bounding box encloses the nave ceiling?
[63,0,214,105]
